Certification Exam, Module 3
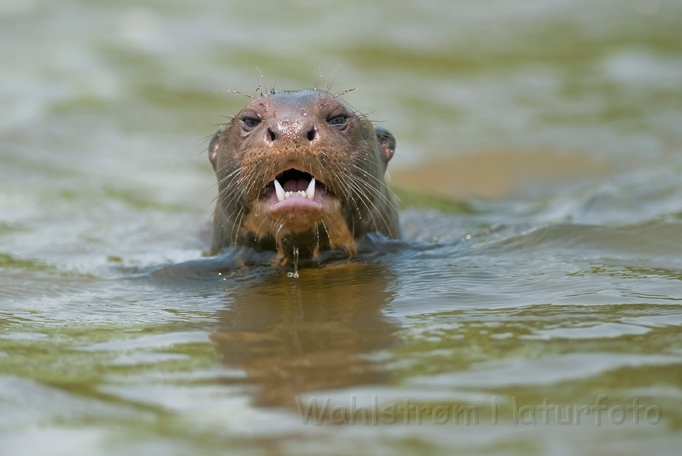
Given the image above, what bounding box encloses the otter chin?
[207,89,400,264]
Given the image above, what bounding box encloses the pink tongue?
[282,179,310,192]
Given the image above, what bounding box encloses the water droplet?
[288,245,300,279]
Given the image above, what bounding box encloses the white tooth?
[305,178,316,200]
[274,180,285,202]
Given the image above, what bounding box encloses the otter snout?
[265,117,318,144]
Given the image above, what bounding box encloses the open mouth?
[261,169,330,211]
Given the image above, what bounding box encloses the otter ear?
[208,131,221,171]
[375,127,396,163]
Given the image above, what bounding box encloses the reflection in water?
[211,264,400,407]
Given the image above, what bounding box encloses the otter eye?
[327,115,347,127]
[241,117,261,130]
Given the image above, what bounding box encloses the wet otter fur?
[207,89,400,263]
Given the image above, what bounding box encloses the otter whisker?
[230,206,245,245]
[346,163,399,212]
[254,212,271,240]
[320,218,331,244]
[338,166,395,235]
[333,87,356,98]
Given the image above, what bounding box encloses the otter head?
[208,89,399,261]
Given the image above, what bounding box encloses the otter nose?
[266,117,317,143]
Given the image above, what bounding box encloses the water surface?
[2,1,682,455]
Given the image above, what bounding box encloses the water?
[2,0,682,454]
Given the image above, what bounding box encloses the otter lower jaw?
[240,166,354,256]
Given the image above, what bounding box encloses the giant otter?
[207,89,400,264]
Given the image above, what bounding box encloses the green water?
[2,1,682,454]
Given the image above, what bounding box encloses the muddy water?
[2,1,682,455]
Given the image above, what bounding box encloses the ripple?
[105,352,190,366]
[527,322,651,340]
[0,376,150,428]
[78,331,210,352]
[409,353,682,389]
